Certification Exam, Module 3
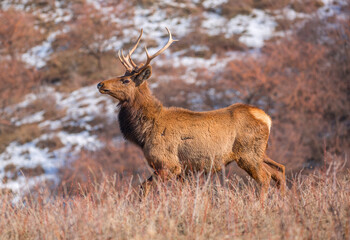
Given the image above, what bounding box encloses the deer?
[97,28,286,200]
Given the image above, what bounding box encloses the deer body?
[98,28,285,199]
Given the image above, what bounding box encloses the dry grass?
[217,0,322,18]
[290,0,324,13]
[0,169,349,239]
[171,28,246,58]
[0,123,42,153]
[220,0,254,18]
[3,165,45,183]
[36,136,64,152]
[0,3,349,239]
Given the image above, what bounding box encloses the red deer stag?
[97,28,286,200]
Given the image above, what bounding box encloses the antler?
[126,29,143,69]
[118,27,177,73]
[137,27,177,73]
[118,29,143,73]
[118,50,132,72]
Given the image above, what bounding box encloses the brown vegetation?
[1,169,349,239]
[173,31,246,57]
[290,0,324,13]
[0,123,41,153]
[0,9,43,108]
[0,59,41,109]
[0,1,349,238]
[0,0,348,202]
[58,142,147,196]
[36,136,64,151]
[3,164,45,183]
[217,0,322,17]
[179,17,350,173]
[44,1,131,90]
[0,9,43,59]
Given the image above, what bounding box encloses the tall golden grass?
[1,166,349,239]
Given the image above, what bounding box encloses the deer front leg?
[140,145,182,198]
[139,167,181,198]
[139,174,155,198]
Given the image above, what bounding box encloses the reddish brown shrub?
[209,19,350,172]
[0,9,43,59]
[0,60,41,109]
[44,1,132,89]
[58,141,150,195]
[0,9,43,109]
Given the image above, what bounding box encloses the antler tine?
[128,54,137,68]
[138,27,177,72]
[123,49,135,71]
[121,49,131,67]
[118,50,132,72]
[129,29,143,56]
[118,28,143,72]
[126,29,143,69]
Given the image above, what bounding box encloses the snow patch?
[202,12,228,36]
[275,7,308,21]
[202,9,277,48]
[1,85,115,196]
[57,131,104,152]
[22,30,67,68]
[202,0,228,9]
[12,111,45,126]
[227,9,277,48]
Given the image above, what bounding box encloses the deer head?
[97,27,177,102]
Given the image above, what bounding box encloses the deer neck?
[118,82,162,148]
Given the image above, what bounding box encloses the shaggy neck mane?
[118,82,162,148]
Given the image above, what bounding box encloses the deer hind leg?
[263,155,286,195]
[237,155,271,201]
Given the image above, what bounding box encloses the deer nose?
[97,82,104,89]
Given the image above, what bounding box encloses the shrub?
[0,9,43,108]
[58,142,150,196]
[212,18,350,171]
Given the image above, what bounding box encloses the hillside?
[0,0,349,201]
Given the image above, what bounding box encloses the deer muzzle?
[97,82,109,94]
[97,82,104,89]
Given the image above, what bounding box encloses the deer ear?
[134,66,152,86]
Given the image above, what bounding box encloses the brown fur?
[98,27,286,200]
[97,65,286,200]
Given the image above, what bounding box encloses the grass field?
[1,1,349,239]
[1,168,349,240]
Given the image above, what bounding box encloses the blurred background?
[0,0,349,196]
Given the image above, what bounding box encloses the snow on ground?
[202,0,228,9]
[12,111,45,126]
[0,0,29,11]
[226,10,277,48]
[18,0,349,69]
[1,0,348,196]
[319,0,349,19]
[1,85,116,197]
[8,85,117,128]
[22,30,68,68]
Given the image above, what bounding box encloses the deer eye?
[122,79,130,84]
